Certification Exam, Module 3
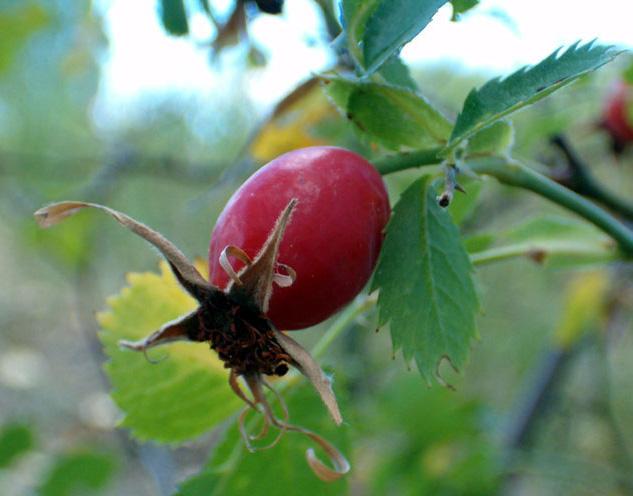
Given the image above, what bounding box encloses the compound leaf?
[372,176,479,384]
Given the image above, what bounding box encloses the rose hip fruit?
[602,81,633,153]
[208,146,390,330]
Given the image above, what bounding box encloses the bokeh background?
[2,0,633,494]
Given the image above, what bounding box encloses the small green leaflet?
[449,41,621,148]
[450,0,479,21]
[363,0,448,73]
[322,77,452,150]
[466,120,514,156]
[159,0,189,36]
[341,0,448,73]
[371,176,479,385]
[176,383,349,496]
[378,55,418,90]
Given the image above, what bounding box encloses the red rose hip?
[602,81,633,151]
[208,146,390,330]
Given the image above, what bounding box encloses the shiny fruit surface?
[209,146,390,330]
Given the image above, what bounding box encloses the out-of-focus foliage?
[363,375,498,496]
[250,82,334,162]
[0,3,49,74]
[471,215,618,267]
[0,423,34,469]
[38,451,117,496]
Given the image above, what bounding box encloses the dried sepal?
[290,425,350,482]
[236,374,350,481]
[119,309,202,352]
[34,201,210,298]
[228,198,298,312]
[271,327,342,426]
[219,245,252,286]
[273,263,296,288]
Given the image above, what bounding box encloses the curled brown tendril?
[235,373,350,482]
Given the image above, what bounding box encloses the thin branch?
[549,135,633,222]
[374,151,633,255]
[467,157,633,255]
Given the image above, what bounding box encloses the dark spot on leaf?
[527,248,547,264]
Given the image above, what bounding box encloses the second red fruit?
[602,81,633,150]
[209,146,390,330]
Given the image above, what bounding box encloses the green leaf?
[158,0,189,36]
[371,176,479,384]
[323,78,452,150]
[447,178,483,225]
[339,0,380,65]
[466,120,514,157]
[362,0,449,73]
[177,382,349,496]
[449,42,621,148]
[39,452,116,496]
[0,423,34,469]
[378,55,418,90]
[470,215,618,267]
[450,0,479,21]
[97,261,241,443]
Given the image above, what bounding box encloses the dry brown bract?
[34,199,349,481]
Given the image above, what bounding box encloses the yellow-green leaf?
[553,270,609,350]
[97,261,241,443]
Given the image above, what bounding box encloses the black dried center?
[192,291,291,377]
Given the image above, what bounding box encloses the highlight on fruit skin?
[34,197,349,481]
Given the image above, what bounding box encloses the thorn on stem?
[437,163,466,208]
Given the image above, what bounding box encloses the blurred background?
[2,0,633,494]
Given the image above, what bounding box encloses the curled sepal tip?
[237,374,350,482]
[34,201,210,298]
[118,310,201,352]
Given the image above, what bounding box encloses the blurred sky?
[95,0,633,117]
